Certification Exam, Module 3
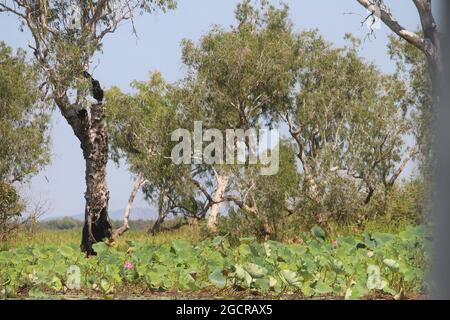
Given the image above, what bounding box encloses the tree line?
[0,0,436,254]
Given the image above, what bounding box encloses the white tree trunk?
[207,172,229,233]
[113,173,146,238]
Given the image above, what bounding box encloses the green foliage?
[0,42,51,241]
[180,0,295,128]
[177,2,420,232]
[103,1,423,238]
[368,178,428,225]
[0,42,51,184]
[38,217,84,231]
[8,222,203,250]
[107,72,178,167]
[3,1,177,91]
[283,30,415,225]
[388,33,432,173]
[173,3,303,234]
[216,142,302,242]
[311,225,326,241]
[106,72,200,223]
[0,226,429,299]
[0,182,25,241]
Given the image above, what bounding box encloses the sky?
[0,0,429,218]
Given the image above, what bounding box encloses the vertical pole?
[432,0,450,299]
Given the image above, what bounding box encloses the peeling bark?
[78,102,112,256]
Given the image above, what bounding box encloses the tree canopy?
[104,1,420,239]
[0,42,51,240]
[0,42,51,185]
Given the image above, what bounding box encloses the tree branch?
[387,145,419,187]
[112,173,148,239]
[356,0,426,53]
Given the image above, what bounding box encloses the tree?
[218,142,300,241]
[179,0,296,232]
[0,42,51,240]
[0,0,176,255]
[107,73,201,236]
[282,31,416,223]
[388,33,432,176]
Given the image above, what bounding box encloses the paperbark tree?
[206,169,229,233]
[107,73,204,235]
[284,31,416,220]
[0,0,176,255]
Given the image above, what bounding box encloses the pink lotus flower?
[332,240,338,248]
[124,261,134,270]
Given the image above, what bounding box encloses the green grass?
[324,219,413,240]
[4,224,203,250]
[5,217,413,251]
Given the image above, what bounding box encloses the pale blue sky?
[0,1,427,218]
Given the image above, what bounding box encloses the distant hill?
[44,207,157,221]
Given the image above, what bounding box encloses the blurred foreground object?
[432,0,450,300]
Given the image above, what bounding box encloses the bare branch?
[356,0,426,53]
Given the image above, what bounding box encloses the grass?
[325,219,413,240]
[3,217,414,251]
[3,224,204,251]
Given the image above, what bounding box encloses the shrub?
[0,182,25,241]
